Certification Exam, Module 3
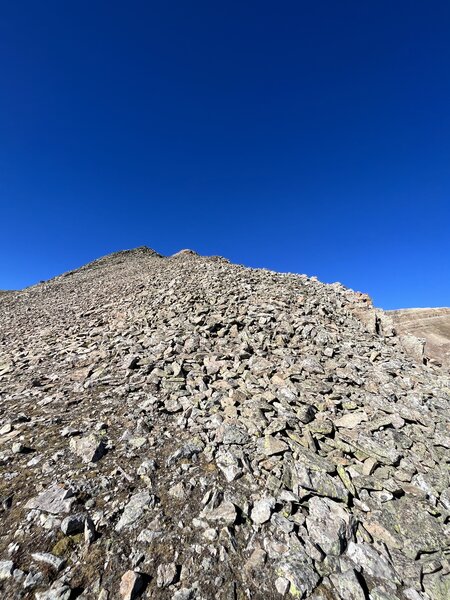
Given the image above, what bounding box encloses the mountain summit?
[1,249,449,599]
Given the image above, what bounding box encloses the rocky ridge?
[0,247,449,599]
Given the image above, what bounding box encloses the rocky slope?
[0,247,449,600]
[389,309,450,371]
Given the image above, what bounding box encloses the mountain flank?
[0,247,449,599]
[389,308,450,371]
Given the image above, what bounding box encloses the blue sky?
[0,1,449,309]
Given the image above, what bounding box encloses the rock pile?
[0,247,449,599]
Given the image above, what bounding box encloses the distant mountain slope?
[389,307,450,369]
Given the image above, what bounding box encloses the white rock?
[157,562,178,587]
[275,576,290,595]
[251,498,274,525]
[0,560,14,580]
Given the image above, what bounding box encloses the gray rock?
[294,445,335,473]
[12,442,27,453]
[23,570,44,589]
[334,412,368,429]
[369,586,400,600]
[330,569,366,600]
[274,576,290,595]
[296,404,316,424]
[0,560,14,580]
[84,515,96,544]
[422,572,450,600]
[366,496,448,558]
[172,589,194,600]
[157,562,178,587]
[167,442,203,465]
[35,584,72,600]
[216,451,243,482]
[261,435,289,456]
[300,357,324,374]
[403,590,426,600]
[203,500,237,526]
[306,497,353,556]
[69,434,106,463]
[169,482,187,500]
[221,424,249,445]
[61,512,86,535]
[25,484,75,514]
[339,432,402,466]
[295,464,348,502]
[346,542,399,583]
[31,552,65,572]
[251,498,275,525]
[2,246,450,598]
[115,491,152,532]
[124,356,140,370]
[276,557,320,598]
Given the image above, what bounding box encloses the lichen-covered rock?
[306,497,353,556]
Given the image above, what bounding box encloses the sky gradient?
[1,1,449,309]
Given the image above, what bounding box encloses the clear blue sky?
[1,1,449,309]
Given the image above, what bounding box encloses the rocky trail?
[0,247,449,599]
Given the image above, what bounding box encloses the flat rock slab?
[365,497,449,558]
[115,491,152,532]
[25,484,75,514]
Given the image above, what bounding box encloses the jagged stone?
[202,501,237,526]
[157,562,178,587]
[251,498,275,524]
[61,513,86,535]
[31,553,65,572]
[35,584,72,600]
[115,491,152,532]
[306,497,353,556]
[25,485,75,514]
[69,434,106,463]
[295,464,349,501]
[422,572,450,600]
[346,542,400,583]
[261,435,289,456]
[0,560,14,580]
[276,557,320,598]
[329,569,365,600]
[365,496,448,558]
[215,451,243,482]
[120,570,145,599]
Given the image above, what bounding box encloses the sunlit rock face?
[389,307,450,370]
